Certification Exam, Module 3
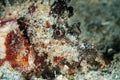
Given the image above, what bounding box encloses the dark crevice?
[17,17,31,44]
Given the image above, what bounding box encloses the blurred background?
[0,0,120,80]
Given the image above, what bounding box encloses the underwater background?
[0,0,120,80]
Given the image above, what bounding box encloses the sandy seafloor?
[0,0,120,80]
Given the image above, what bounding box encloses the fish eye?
[53,28,65,39]
[56,30,61,36]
